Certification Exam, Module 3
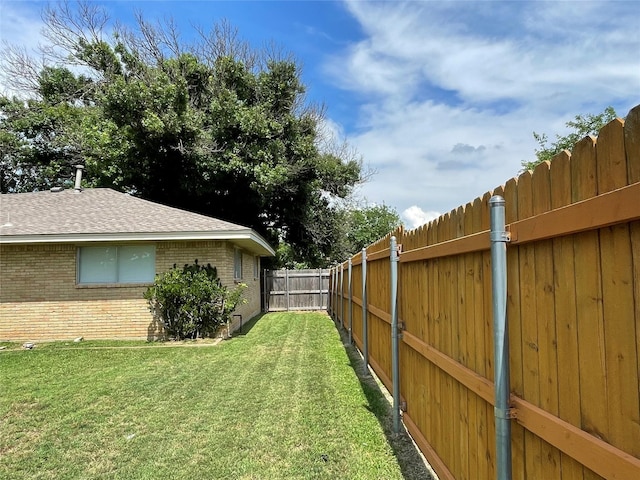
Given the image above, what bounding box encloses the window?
[234,248,243,280]
[78,245,155,284]
[253,256,260,279]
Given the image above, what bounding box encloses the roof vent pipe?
[74,165,84,193]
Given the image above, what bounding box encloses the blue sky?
[2,0,639,228]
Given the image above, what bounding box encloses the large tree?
[0,2,362,267]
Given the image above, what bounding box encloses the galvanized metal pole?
[490,195,512,480]
[336,266,340,322]
[390,236,401,433]
[340,263,344,327]
[332,268,337,321]
[328,269,331,316]
[348,258,353,344]
[361,248,369,376]
[331,267,338,322]
[329,269,332,316]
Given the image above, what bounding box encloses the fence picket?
[625,107,640,464]
[503,176,526,480]
[550,151,584,480]
[570,135,608,480]
[450,206,465,479]
[462,200,479,478]
[532,161,562,479]
[626,105,640,182]
[597,119,640,458]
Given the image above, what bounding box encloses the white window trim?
[253,255,260,280]
[234,248,243,281]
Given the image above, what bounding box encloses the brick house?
[0,187,274,341]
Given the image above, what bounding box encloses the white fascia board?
[0,230,275,256]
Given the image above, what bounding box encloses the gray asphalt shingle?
[0,188,248,236]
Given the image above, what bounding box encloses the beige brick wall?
[228,249,262,333]
[0,241,264,341]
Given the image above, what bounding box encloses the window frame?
[253,255,260,280]
[233,248,243,281]
[76,244,156,286]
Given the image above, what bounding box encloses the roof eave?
[0,230,275,257]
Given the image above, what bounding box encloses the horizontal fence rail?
[328,105,640,480]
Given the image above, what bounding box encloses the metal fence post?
[390,236,401,433]
[348,258,353,344]
[362,248,369,376]
[490,195,512,480]
[328,268,332,317]
[335,267,339,322]
[331,267,336,321]
[340,263,344,327]
[329,267,336,321]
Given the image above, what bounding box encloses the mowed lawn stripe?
[0,312,405,480]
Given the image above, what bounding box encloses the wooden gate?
[263,269,329,311]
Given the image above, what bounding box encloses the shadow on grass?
[230,312,265,338]
[332,317,436,480]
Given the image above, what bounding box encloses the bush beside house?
[145,261,247,340]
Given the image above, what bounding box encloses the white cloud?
[327,0,640,216]
[348,100,543,214]
[0,2,44,49]
[402,205,440,230]
[338,0,639,107]
[0,1,42,95]
[0,2,115,97]
[0,2,47,96]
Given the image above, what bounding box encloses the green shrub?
[144,260,246,339]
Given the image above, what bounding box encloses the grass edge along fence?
[328,104,640,480]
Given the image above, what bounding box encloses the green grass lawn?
[1,312,428,479]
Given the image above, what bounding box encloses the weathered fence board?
[263,269,328,311]
[328,105,640,480]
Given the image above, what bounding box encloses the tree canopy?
[0,1,363,267]
[274,202,402,269]
[522,106,618,171]
[345,203,402,252]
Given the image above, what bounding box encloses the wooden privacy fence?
[328,105,640,480]
[263,269,329,311]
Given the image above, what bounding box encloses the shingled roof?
[0,188,274,256]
